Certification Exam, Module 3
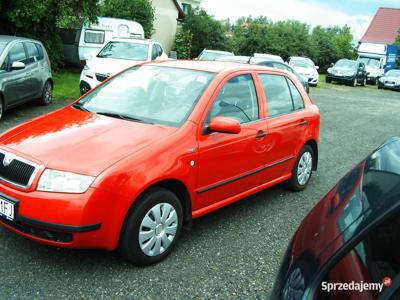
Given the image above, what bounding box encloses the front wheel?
[361,77,366,86]
[287,145,314,191]
[119,187,183,266]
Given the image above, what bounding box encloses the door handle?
[299,120,308,126]
[256,131,267,138]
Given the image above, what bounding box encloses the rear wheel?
[40,80,52,106]
[352,77,358,87]
[0,95,4,120]
[287,145,314,191]
[119,187,183,266]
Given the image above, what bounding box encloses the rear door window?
[259,74,293,117]
[24,42,40,64]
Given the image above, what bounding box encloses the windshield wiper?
[72,103,91,112]
[96,111,153,124]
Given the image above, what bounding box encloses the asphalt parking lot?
[0,84,399,299]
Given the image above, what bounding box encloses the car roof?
[146,59,275,73]
[0,35,39,45]
[110,38,155,45]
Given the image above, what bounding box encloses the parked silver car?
[0,35,53,119]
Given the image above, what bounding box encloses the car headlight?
[37,169,95,193]
[82,65,94,78]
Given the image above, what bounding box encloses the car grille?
[0,152,37,188]
[95,73,109,82]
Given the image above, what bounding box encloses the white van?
[60,17,144,66]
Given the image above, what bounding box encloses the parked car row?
[326,58,399,91]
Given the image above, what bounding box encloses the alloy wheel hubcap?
[297,151,312,185]
[44,83,52,103]
[139,203,178,257]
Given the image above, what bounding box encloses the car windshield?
[199,52,232,60]
[290,59,314,68]
[358,57,380,68]
[0,43,6,55]
[335,60,357,69]
[386,70,400,77]
[97,41,149,61]
[75,66,215,127]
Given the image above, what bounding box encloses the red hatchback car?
[0,60,320,265]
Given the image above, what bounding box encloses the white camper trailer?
[60,17,145,66]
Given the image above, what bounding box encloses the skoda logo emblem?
[2,154,14,167]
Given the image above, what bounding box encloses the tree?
[101,0,154,38]
[174,8,229,58]
[0,0,99,67]
[395,29,400,45]
[311,25,356,72]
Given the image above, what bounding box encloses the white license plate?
[0,198,14,221]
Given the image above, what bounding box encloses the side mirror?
[11,61,25,70]
[315,66,319,70]
[208,116,241,134]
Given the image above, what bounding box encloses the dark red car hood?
[0,106,178,176]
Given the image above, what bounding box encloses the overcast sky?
[201,0,400,40]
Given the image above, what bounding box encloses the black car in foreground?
[215,56,310,93]
[378,69,400,91]
[272,137,400,300]
[326,59,368,87]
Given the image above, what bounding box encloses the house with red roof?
[358,7,399,81]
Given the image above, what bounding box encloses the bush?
[0,0,99,68]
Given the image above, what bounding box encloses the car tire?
[40,80,53,106]
[287,144,314,192]
[119,187,183,266]
[361,78,366,87]
[0,95,4,120]
[352,77,358,87]
[378,85,383,90]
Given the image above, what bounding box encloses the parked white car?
[80,38,168,94]
[288,56,319,86]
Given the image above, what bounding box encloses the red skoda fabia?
[0,61,320,265]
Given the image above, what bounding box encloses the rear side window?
[8,43,28,65]
[206,74,259,125]
[84,29,105,44]
[35,44,44,60]
[259,74,293,117]
[287,79,304,110]
[24,42,40,64]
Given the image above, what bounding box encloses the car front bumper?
[0,182,129,250]
[327,74,354,83]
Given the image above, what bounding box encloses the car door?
[2,42,29,105]
[258,73,308,181]
[23,42,42,98]
[196,73,268,210]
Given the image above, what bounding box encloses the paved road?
[0,85,399,299]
